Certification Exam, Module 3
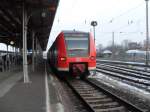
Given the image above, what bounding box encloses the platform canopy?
[0,0,59,50]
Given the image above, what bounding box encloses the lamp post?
[145,0,149,66]
[91,21,98,43]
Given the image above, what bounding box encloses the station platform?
[0,61,64,112]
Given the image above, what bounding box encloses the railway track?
[60,81,89,112]
[65,79,143,112]
[98,63,150,74]
[96,63,150,91]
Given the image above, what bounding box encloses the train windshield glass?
[65,35,89,57]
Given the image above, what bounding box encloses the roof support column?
[32,31,35,72]
[13,46,15,65]
[19,43,22,55]
[6,44,8,55]
[15,47,17,65]
[23,2,30,83]
[35,36,38,65]
[6,44,9,70]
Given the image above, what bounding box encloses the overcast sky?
[0,0,148,51]
[46,0,149,50]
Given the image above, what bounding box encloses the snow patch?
[93,73,150,97]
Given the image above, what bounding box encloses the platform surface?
[0,62,63,112]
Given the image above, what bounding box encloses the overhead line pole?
[145,0,149,66]
[112,32,115,59]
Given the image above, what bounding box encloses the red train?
[47,30,96,78]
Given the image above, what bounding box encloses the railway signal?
[91,21,98,43]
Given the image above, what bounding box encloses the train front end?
[58,31,96,78]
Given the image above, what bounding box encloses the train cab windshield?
[64,33,89,57]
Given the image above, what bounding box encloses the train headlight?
[90,56,95,60]
[60,57,66,61]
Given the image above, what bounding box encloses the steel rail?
[65,79,144,112]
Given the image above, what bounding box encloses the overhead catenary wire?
[100,2,144,32]
[92,3,146,45]
[97,2,145,43]
[108,2,144,23]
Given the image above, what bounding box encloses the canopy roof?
[0,0,59,50]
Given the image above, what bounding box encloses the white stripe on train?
[57,67,96,71]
